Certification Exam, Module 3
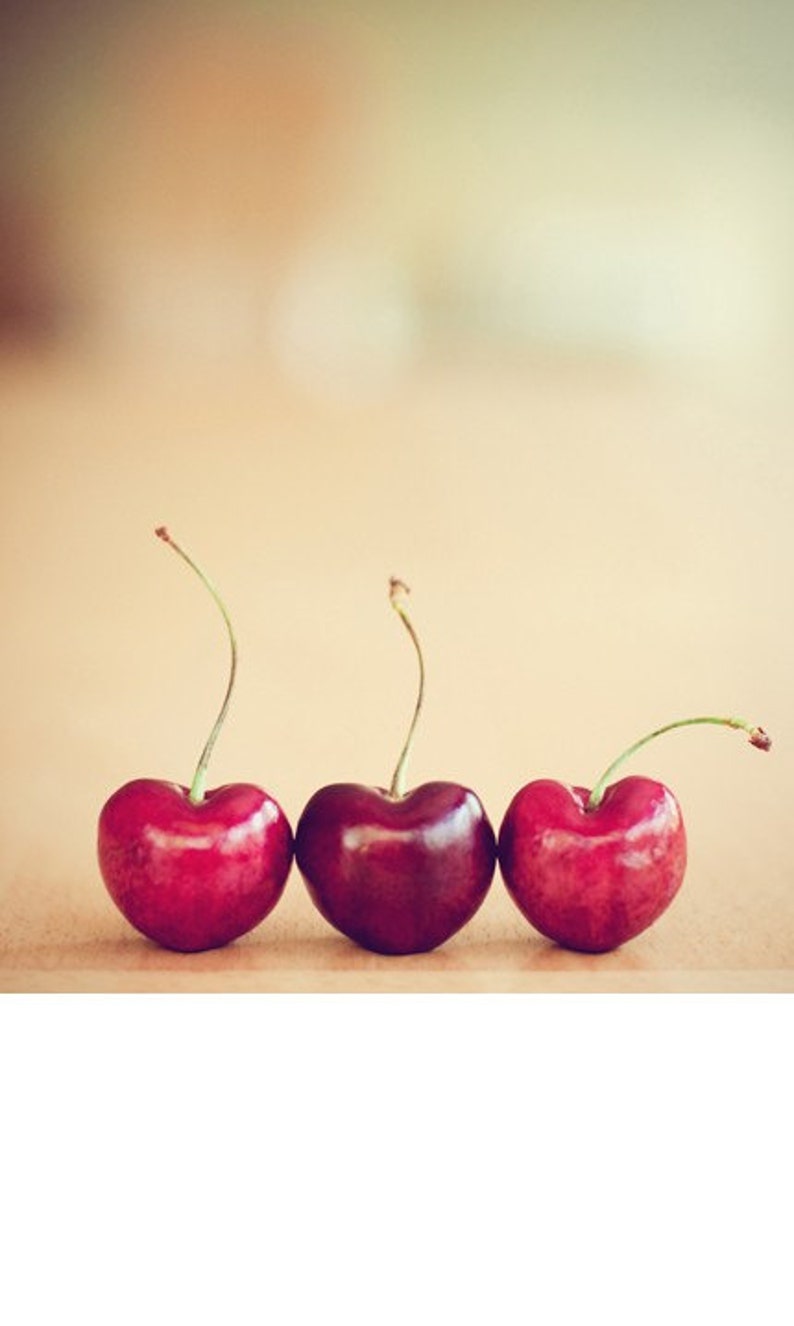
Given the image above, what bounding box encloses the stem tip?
[750,726,772,751]
[389,576,410,603]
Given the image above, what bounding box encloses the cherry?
[498,716,771,953]
[97,528,292,952]
[295,579,496,955]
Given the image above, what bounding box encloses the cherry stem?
[155,527,237,805]
[388,577,426,798]
[587,715,771,811]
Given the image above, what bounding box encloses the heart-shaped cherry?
[498,716,771,953]
[98,528,292,952]
[295,579,496,955]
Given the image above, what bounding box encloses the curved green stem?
[155,527,237,805]
[587,715,771,811]
[388,578,425,799]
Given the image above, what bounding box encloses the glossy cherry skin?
[498,776,687,953]
[295,781,496,955]
[98,780,293,952]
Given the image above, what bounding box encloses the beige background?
[1,1,792,991]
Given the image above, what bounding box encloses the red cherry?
[97,528,292,951]
[499,716,770,953]
[499,777,685,953]
[295,579,496,954]
[99,780,292,952]
[296,781,495,955]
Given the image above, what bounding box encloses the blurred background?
[1,0,792,987]
[2,0,794,373]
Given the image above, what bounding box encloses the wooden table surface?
[1,347,791,992]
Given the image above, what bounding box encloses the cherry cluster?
[98,530,771,956]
